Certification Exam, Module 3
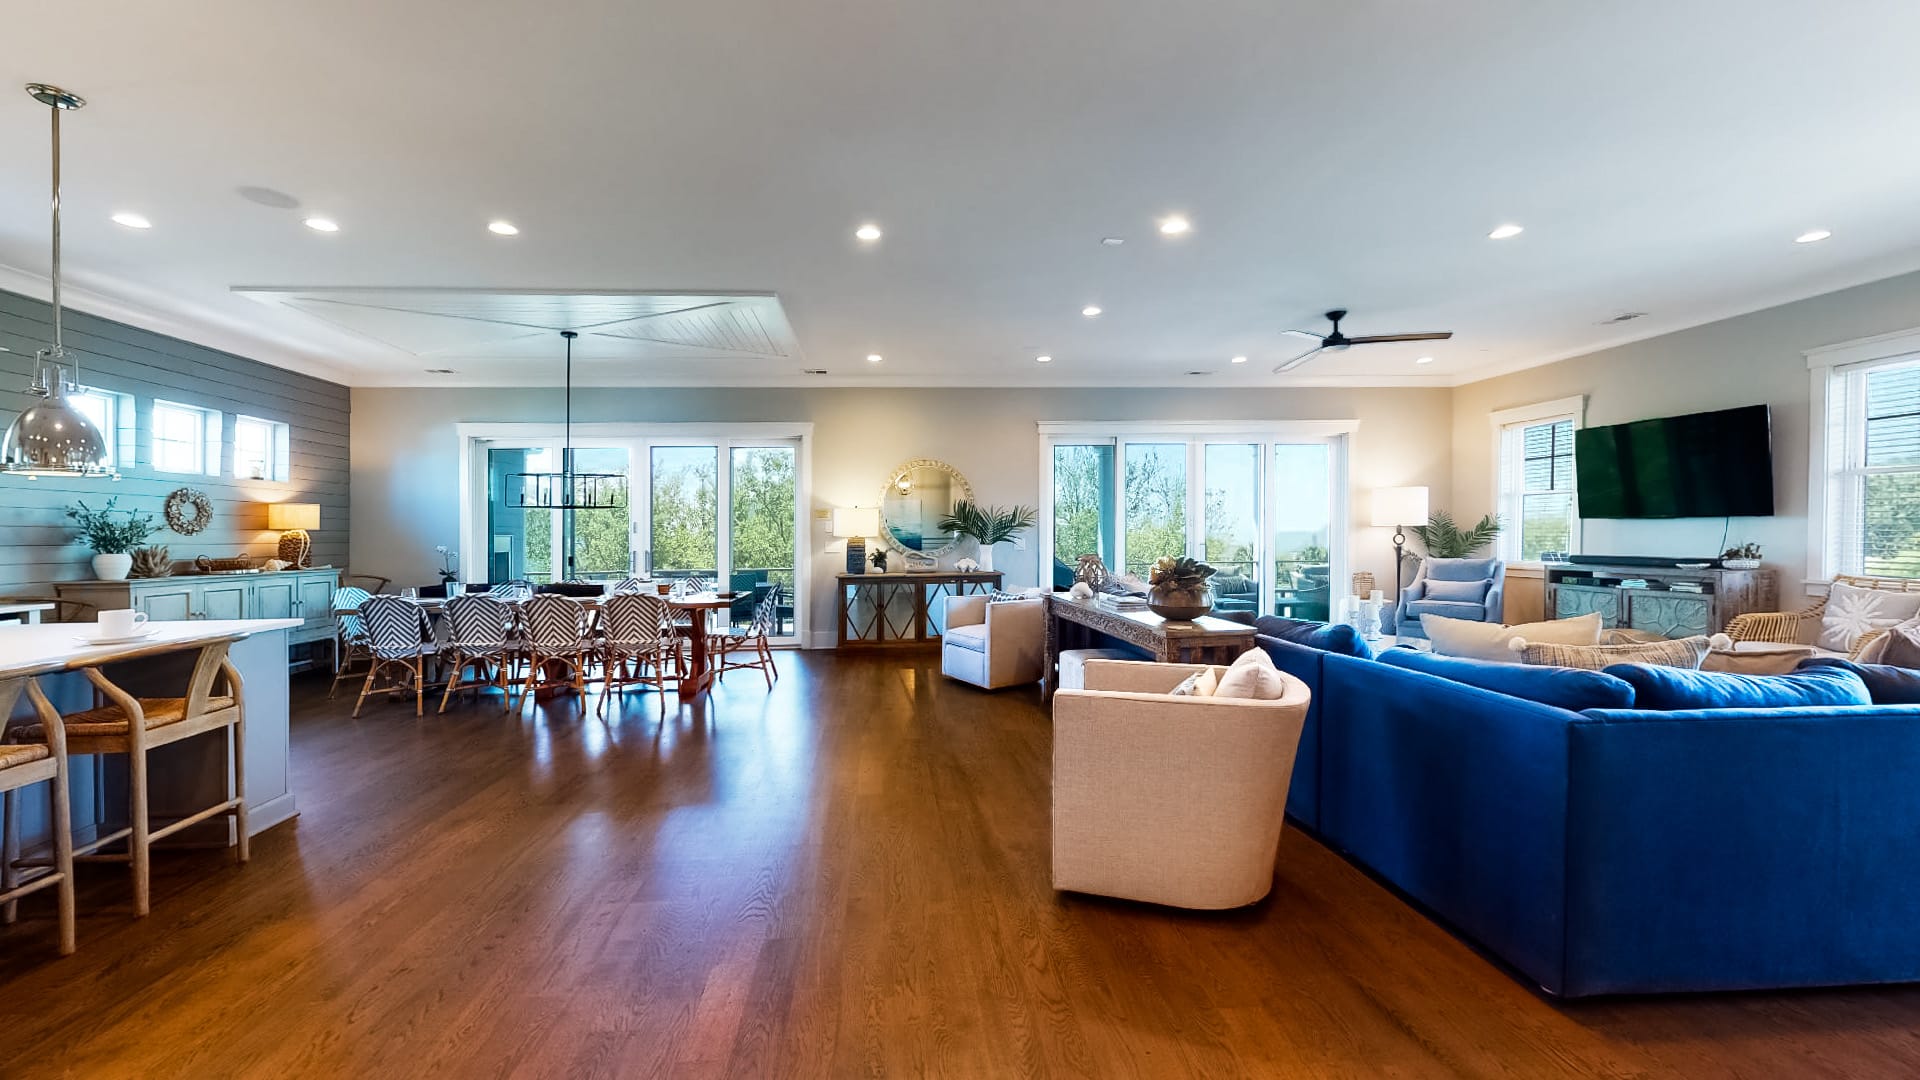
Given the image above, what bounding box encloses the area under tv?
[1540,559,1777,638]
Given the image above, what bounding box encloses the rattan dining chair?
[597,593,683,716]
[518,594,596,709]
[611,577,652,595]
[711,585,781,688]
[329,586,374,698]
[0,677,75,954]
[488,579,535,602]
[438,594,519,713]
[353,594,437,717]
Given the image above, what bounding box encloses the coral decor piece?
[129,545,173,578]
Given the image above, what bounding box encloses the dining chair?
[518,594,596,708]
[14,641,249,919]
[353,594,437,717]
[611,577,652,595]
[438,595,519,713]
[597,593,683,716]
[711,585,781,688]
[488,580,535,602]
[329,586,374,698]
[0,677,75,954]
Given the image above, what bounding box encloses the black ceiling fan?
[1273,309,1452,373]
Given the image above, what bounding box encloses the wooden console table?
[836,571,1003,647]
[1044,592,1256,699]
[1542,561,1777,638]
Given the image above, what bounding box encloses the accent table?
[1043,592,1256,700]
[836,571,1004,647]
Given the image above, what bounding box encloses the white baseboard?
[806,631,837,650]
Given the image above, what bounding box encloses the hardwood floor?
[3,650,1920,1077]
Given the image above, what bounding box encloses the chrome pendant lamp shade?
[2,83,114,479]
[508,331,625,511]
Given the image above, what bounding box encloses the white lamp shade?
[832,506,880,538]
[1370,486,1429,528]
[267,502,321,531]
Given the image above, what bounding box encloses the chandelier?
[508,331,625,510]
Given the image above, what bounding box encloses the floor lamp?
[1370,486,1429,626]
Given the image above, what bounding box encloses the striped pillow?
[1514,635,1712,671]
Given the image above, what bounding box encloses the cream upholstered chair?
[941,594,1046,689]
[1052,659,1309,909]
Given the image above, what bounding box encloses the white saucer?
[73,627,162,646]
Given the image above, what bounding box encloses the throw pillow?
[1876,616,1920,668]
[1514,635,1711,671]
[1604,663,1871,711]
[989,589,1025,603]
[1375,647,1636,711]
[1214,648,1286,700]
[1798,658,1920,705]
[1702,642,1818,676]
[1167,667,1219,697]
[1816,581,1920,653]
[1421,611,1602,662]
[1424,578,1491,603]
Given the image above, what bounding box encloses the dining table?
[668,592,736,701]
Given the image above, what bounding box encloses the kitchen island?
[0,619,302,853]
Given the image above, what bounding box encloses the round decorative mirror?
[880,458,973,556]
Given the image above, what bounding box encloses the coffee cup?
[656,582,672,595]
[98,609,150,638]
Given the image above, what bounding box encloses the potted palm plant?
[68,497,159,581]
[937,500,1037,573]
[1148,555,1217,621]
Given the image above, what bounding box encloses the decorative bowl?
[1722,558,1762,570]
[1148,586,1213,622]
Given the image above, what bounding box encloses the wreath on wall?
[164,487,213,535]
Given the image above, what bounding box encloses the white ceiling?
[4,1,1920,388]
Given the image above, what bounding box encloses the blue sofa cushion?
[1377,647,1636,711]
[1798,657,1920,705]
[1603,663,1872,711]
[1424,578,1491,603]
[1253,615,1373,659]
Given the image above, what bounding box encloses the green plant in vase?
[1409,510,1502,558]
[67,497,159,581]
[1147,555,1218,621]
[937,500,1037,573]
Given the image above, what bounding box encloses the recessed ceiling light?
[1158,215,1192,237]
[1082,305,1103,318]
[487,220,519,236]
[854,223,883,242]
[1795,229,1832,244]
[110,212,151,230]
[1035,354,1053,364]
[1487,223,1524,240]
[1230,355,1248,364]
[304,216,339,233]
[1415,356,1435,365]
[866,354,883,364]
[1101,237,1125,246]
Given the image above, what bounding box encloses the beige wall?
[1452,269,1920,609]
[351,386,1453,643]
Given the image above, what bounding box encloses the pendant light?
[1,84,114,479]
[508,331,625,510]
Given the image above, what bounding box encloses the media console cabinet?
[1542,561,1777,639]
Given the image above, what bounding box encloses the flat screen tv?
[1573,404,1774,519]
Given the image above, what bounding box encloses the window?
[1823,355,1920,577]
[1493,398,1584,563]
[234,415,292,481]
[152,401,221,475]
[1051,444,1115,582]
[67,388,125,467]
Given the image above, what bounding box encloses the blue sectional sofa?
[1251,629,1920,997]
[1248,617,1372,830]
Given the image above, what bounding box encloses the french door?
[473,431,803,641]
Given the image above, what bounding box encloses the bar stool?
[17,643,248,918]
[0,676,75,954]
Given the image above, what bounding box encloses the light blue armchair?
[1396,557,1505,638]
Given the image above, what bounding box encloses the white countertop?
[0,619,303,679]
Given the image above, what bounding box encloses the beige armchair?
[941,595,1046,689]
[1052,659,1309,909]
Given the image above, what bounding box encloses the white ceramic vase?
[92,552,133,581]
[974,541,995,574]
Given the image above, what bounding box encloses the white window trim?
[1036,419,1357,612]
[1806,325,1920,590]
[150,399,223,477]
[1488,396,1586,566]
[233,414,293,482]
[68,386,132,469]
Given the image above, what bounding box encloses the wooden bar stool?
[18,642,248,917]
[0,676,76,954]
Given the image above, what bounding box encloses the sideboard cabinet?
[57,568,341,647]
[1541,562,1776,639]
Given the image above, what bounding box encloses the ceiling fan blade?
[1273,346,1324,374]
[1344,331,1453,345]
[1281,329,1324,341]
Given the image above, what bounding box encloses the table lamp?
[267,502,321,568]
[1370,486,1429,612]
[833,507,881,575]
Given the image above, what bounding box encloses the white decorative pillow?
[1168,667,1219,697]
[1214,648,1286,700]
[1421,611,1603,662]
[1817,582,1920,653]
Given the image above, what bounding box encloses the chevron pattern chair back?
[444,594,514,653]
[611,577,651,595]
[333,586,372,643]
[361,594,430,660]
[522,594,590,653]
[669,576,712,598]
[602,593,674,647]
[746,584,782,638]
[488,579,534,602]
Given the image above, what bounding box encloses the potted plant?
[1721,542,1762,570]
[68,497,158,581]
[434,545,460,586]
[1147,555,1218,621]
[937,501,1037,573]
[1409,510,1502,558]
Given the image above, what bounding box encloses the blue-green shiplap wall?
[0,288,349,590]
